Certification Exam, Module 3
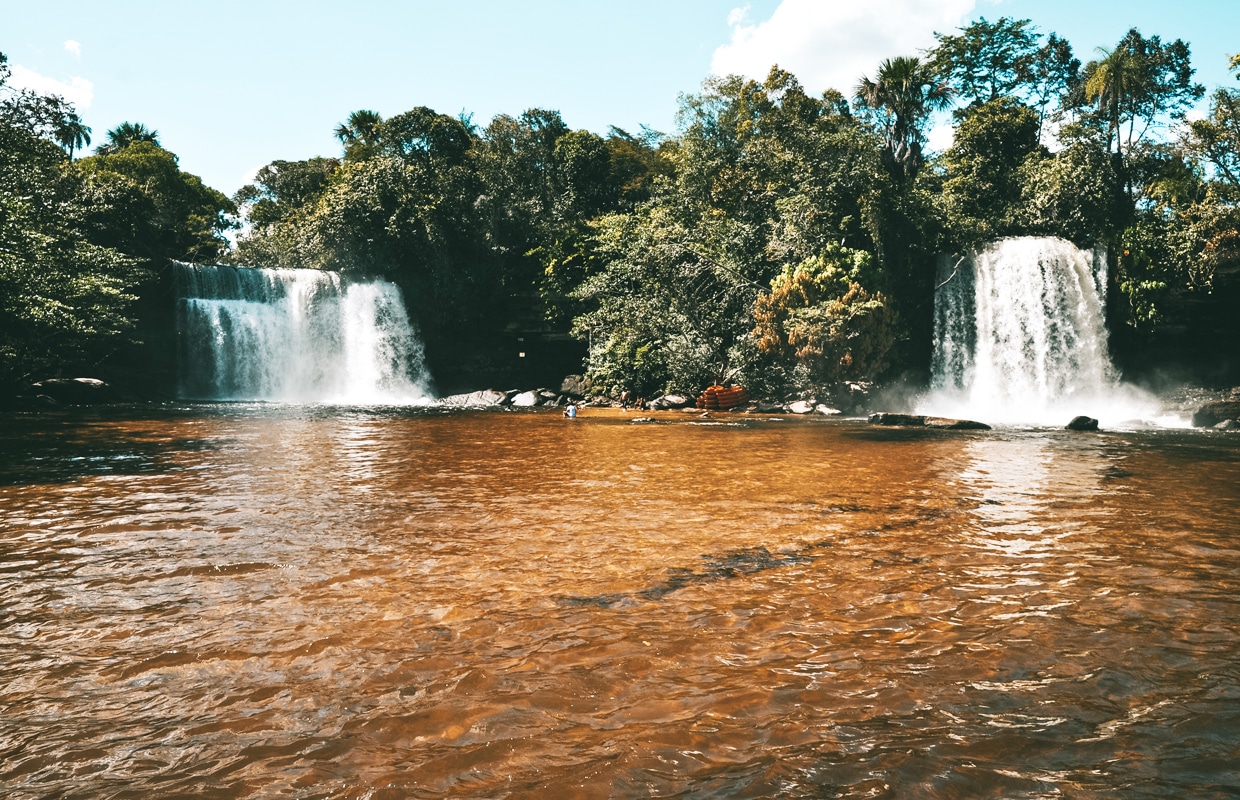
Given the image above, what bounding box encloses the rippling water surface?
[3,405,1239,799]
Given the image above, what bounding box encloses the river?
[2,405,1239,798]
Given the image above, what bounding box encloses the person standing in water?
[564,402,578,418]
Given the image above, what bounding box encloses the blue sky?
[4,0,1237,198]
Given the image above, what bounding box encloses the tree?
[95,121,160,154]
[1081,29,1204,203]
[1,52,145,388]
[928,17,1040,104]
[53,112,91,159]
[750,245,897,391]
[941,97,1044,245]
[334,109,384,162]
[72,141,237,262]
[855,56,953,182]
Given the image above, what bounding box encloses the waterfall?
[175,264,432,404]
[922,236,1156,425]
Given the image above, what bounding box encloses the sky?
[4,0,1238,198]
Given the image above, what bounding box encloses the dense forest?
[3,18,1239,400]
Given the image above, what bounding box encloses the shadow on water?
[559,506,959,609]
[0,409,221,487]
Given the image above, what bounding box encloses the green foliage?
[749,246,897,390]
[0,90,144,386]
[941,98,1045,246]
[71,142,237,262]
[94,121,159,155]
[855,56,953,182]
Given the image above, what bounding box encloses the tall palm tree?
[96,121,160,155]
[334,109,384,161]
[1084,46,1147,157]
[54,113,91,160]
[855,56,953,182]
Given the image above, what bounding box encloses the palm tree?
[334,109,384,161]
[1084,46,1147,157]
[95,121,160,155]
[855,56,953,181]
[54,112,91,160]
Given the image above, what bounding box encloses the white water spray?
[920,237,1162,426]
[175,264,432,404]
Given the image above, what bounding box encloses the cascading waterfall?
[921,236,1157,425]
[175,264,432,403]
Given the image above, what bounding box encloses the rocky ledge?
[868,412,991,430]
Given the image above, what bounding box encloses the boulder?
[1214,419,1240,430]
[538,390,560,405]
[1193,401,1240,428]
[754,401,785,414]
[438,389,508,407]
[787,400,814,415]
[560,374,589,398]
[1066,415,1100,431]
[29,377,114,404]
[925,416,992,430]
[662,394,691,409]
[509,390,540,407]
[814,404,843,416]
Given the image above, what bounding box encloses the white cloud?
[64,40,82,59]
[8,63,94,109]
[712,0,976,97]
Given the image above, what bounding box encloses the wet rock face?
[1066,416,1100,431]
[1193,401,1240,428]
[28,378,114,405]
[868,413,991,430]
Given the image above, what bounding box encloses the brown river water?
[2,405,1239,799]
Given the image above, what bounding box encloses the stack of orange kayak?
[696,385,749,410]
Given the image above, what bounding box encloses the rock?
[924,416,991,430]
[1214,419,1240,430]
[1193,401,1240,427]
[629,417,658,424]
[868,412,925,426]
[29,377,113,404]
[538,390,560,405]
[1066,415,1100,431]
[560,374,589,398]
[439,389,507,407]
[754,401,785,413]
[510,390,540,407]
[814,404,843,416]
[662,394,691,409]
[787,400,814,414]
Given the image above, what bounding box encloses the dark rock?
[868,412,925,426]
[924,417,991,430]
[29,377,114,404]
[1193,401,1240,427]
[1066,416,1100,431]
[662,394,691,409]
[629,417,658,424]
[560,374,589,398]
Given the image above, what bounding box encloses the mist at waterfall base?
[919,236,1172,428]
[175,264,432,404]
